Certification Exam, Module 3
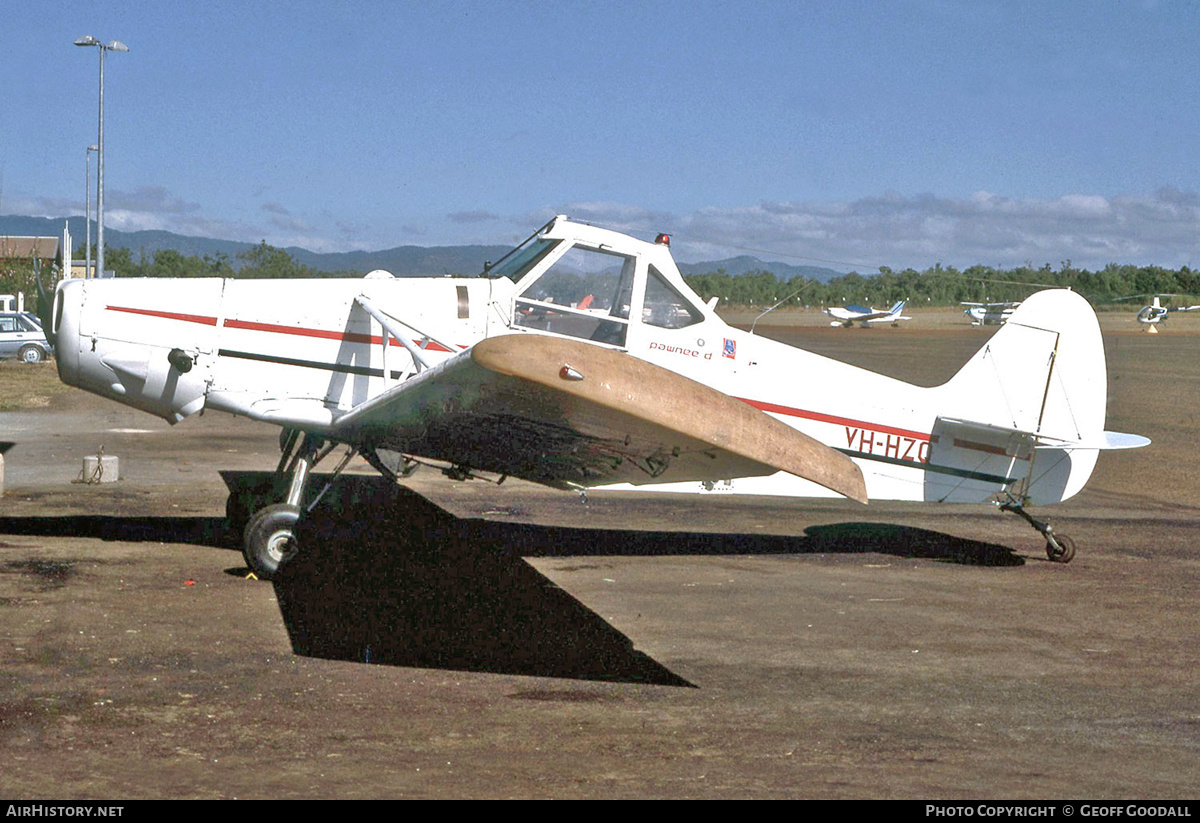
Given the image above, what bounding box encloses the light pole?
[74,35,128,280]
[85,144,97,278]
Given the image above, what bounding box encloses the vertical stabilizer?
[932,290,1107,504]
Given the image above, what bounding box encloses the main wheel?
[243,503,301,580]
[1046,533,1076,564]
[19,345,44,364]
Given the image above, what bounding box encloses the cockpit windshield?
[486,237,560,282]
[495,219,705,347]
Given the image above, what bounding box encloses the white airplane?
[962,301,1020,326]
[825,300,910,327]
[1136,295,1200,326]
[38,216,1148,578]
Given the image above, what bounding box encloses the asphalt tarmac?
[0,315,1197,799]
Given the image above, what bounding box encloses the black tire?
[243,503,301,580]
[18,345,44,364]
[1046,533,1076,564]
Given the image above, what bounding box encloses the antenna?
[749,282,813,334]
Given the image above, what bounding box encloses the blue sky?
[4,0,1199,271]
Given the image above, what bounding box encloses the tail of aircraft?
[926,289,1144,506]
[889,300,906,315]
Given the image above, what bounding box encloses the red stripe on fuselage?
[739,396,930,442]
[222,318,458,351]
[105,305,218,326]
[224,317,380,345]
[103,306,460,351]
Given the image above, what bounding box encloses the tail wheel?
[243,503,301,580]
[1046,533,1076,564]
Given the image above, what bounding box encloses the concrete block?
[82,454,119,484]
[0,442,11,497]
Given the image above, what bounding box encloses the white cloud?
[16,185,1200,271]
[447,210,499,223]
[108,186,201,215]
[663,190,1200,270]
[1052,194,1111,218]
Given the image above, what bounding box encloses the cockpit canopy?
[490,217,706,347]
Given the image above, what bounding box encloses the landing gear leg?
[241,432,324,579]
[998,493,1076,563]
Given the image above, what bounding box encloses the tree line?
[100,241,356,280]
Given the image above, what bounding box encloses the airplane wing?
[839,304,882,319]
[855,303,907,322]
[330,334,868,502]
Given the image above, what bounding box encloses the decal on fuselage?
[648,340,713,360]
[738,396,931,466]
[844,426,930,464]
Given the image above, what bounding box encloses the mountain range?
[0,215,846,282]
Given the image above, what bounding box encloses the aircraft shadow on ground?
[0,474,1020,685]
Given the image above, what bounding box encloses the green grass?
[0,360,70,411]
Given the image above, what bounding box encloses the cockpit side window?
[512,245,634,346]
[643,265,703,329]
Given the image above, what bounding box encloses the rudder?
[931,290,1107,504]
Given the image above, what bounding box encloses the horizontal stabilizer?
[936,417,1152,452]
[1039,430,1152,451]
[1100,431,1153,449]
[933,417,1036,460]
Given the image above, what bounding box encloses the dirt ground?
[0,309,1197,799]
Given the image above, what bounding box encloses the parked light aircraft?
[38,216,1148,578]
[824,300,910,327]
[962,301,1020,326]
[1136,295,1200,326]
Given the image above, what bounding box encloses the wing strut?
[355,294,435,373]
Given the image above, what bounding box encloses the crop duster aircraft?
[39,216,1148,578]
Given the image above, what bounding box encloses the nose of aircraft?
[53,279,83,387]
